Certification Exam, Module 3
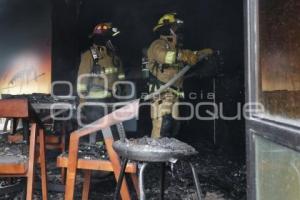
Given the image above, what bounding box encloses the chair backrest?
[116,123,126,142]
[102,122,126,143]
[4,118,24,131]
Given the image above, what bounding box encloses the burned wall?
[0,0,51,95]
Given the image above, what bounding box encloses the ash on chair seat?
[0,142,28,174]
[60,143,109,161]
[113,137,198,162]
[113,137,203,200]
[0,142,28,164]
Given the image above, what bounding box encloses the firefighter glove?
[178,49,199,65]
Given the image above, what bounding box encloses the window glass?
[259,0,300,120]
[255,135,300,200]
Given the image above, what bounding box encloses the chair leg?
[65,165,78,200]
[189,162,203,200]
[159,163,166,200]
[114,158,128,200]
[139,163,148,200]
[130,173,139,197]
[61,168,66,183]
[104,136,131,200]
[39,128,48,200]
[82,170,91,200]
[26,171,35,200]
[65,136,80,200]
[60,123,66,184]
[26,123,37,200]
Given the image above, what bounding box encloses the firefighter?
[77,23,125,143]
[146,13,213,138]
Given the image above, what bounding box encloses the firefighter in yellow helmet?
[146,13,213,138]
[77,23,125,143]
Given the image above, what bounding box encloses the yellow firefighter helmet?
[153,12,184,32]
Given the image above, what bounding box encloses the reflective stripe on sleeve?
[77,83,87,91]
[104,67,118,74]
[118,74,125,79]
[88,90,112,99]
[164,51,176,64]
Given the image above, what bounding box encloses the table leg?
[39,128,48,200]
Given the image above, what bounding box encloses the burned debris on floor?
[186,142,246,200]
[136,140,246,200]
[0,178,25,200]
[0,140,245,200]
[31,140,245,200]
[0,139,245,199]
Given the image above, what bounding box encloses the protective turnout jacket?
[146,36,183,138]
[77,44,125,99]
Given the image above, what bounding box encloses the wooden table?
[0,98,48,200]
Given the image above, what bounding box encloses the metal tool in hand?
[143,53,210,101]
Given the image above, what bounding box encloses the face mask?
[176,33,184,47]
[93,35,110,46]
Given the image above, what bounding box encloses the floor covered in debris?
[0,140,245,200]
[31,140,246,200]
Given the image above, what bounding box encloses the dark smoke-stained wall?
[52,0,244,155]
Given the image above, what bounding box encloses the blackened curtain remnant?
[52,0,244,156]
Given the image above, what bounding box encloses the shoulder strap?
[86,47,102,93]
[89,47,103,74]
[148,72,179,92]
[90,46,99,61]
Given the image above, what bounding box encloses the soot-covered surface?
[0,142,28,164]
[120,137,197,153]
[113,137,198,162]
[32,140,246,200]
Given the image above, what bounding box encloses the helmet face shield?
[171,19,184,33]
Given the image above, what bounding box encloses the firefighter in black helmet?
[77,23,125,143]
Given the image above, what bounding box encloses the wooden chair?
[57,100,140,200]
[5,120,66,151]
[34,106,67,152]
[42,121,67,183]
[0,99,48,200]
[33,105,68,182]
